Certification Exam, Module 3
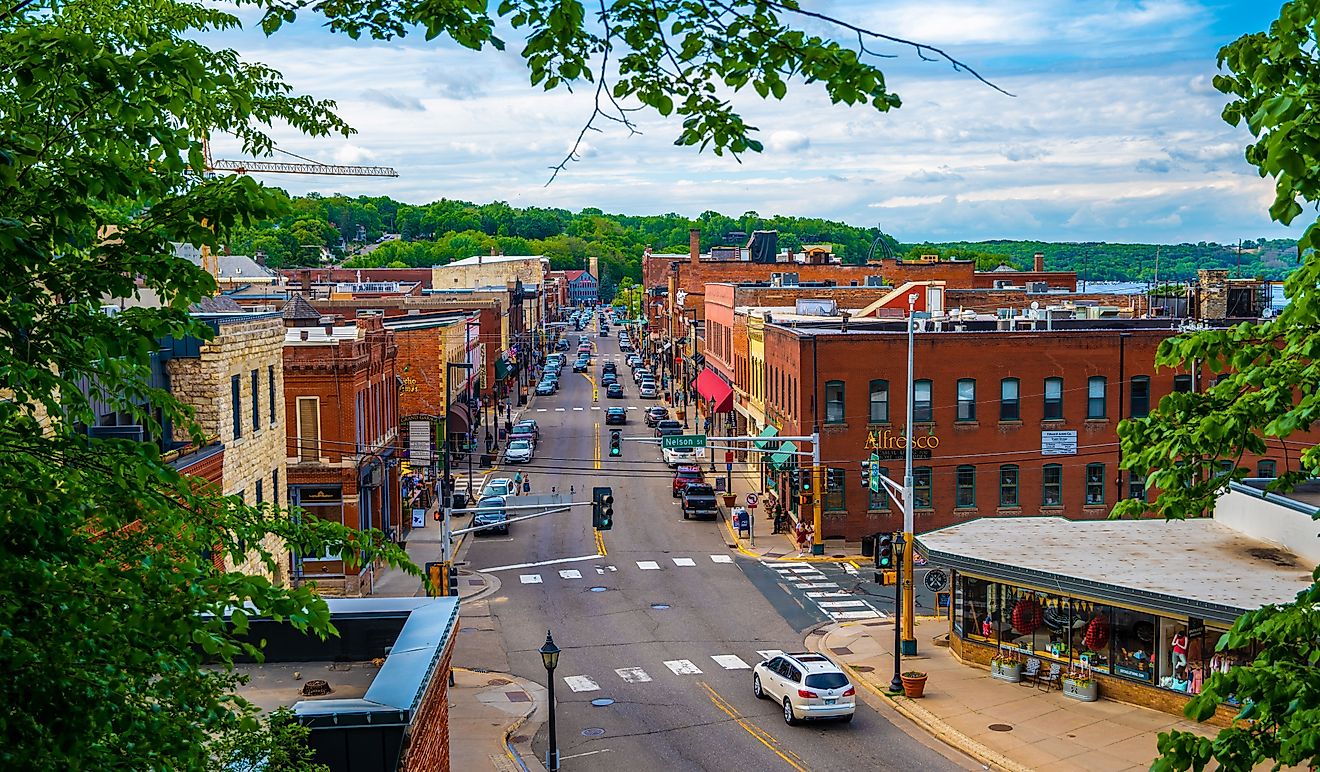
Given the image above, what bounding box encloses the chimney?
[300,269,311,294]
[1033,252,1045,272]
[689,228,700,265]
[254,250,266,267]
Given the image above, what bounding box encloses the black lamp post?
[540,631,561,772]
[889,532,907,693]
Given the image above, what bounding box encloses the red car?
[672,465,704,498]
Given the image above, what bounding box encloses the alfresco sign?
[865,428,940,450]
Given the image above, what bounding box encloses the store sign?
[1041,430,1078,455]
[872,448,932,461]
[298,486,342,503]
[409,419,433,464]
[866,428,939,452]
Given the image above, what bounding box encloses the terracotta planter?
[721,493,738,507]
[900,672,928,698]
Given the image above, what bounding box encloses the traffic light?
[799,468,814,495]
[861,534,875,558]
[859,459,871,489]
[592,486,614,531]
[876,532,895,569]
[609,429,621,457]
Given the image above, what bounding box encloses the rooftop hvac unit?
[770,273,783,287]
[996,308,1013,319]
[864,275,885,287]
[993,280,1015,289]
[781,272,799,286]
[1028,282,1049,293]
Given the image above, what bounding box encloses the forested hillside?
[225,192,1299,296]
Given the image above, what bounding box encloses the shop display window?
[1001,588,1075,661]
[960,575,999,642]
[1111,608,1157,681]
[1068,599,1112,673]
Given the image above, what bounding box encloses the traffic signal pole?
[811,433,824,556]
[902,295,918,655]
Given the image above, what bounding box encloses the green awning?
[753,425,779,451]
[495,357,511,381]
[769,441,797,470]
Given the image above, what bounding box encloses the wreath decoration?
[1084,614,1110,651]
[1011,597,1043,635]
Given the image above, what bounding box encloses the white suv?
[752,652,855,724]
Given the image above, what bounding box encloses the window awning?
[753,425,779,451]
[694,367,734,413]
[446,402,471,436]
[495,357,512,381]
[769,441,797,470]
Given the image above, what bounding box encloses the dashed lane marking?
[554,408,566,412]
[672,557,696,567]
[636,560,661,570]
[756,649,785,661]
[573,407,584,411]
[615,667,652,684]
[710,555,734,564]
[711,654,750,670]
[519,574,542,584]
[664,659,703,675]
[563,675,599,693]
[558,569,582,579]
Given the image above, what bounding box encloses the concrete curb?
[454,667,547,772]
[717,508,865,565]
[459,570,503,603]
[808,624,1031,772]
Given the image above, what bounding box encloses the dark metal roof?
[283,293,322,322]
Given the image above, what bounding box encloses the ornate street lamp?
[540,631,561,771]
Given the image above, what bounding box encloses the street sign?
[745,493,759,507]
[661,434,707,450]
[924,569,948,592]
[868,452,881,493]
[725,450,734,464]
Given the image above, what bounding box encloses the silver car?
[752,653,855,724]
[505,439,534,463]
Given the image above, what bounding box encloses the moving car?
[663,445,702,467]
[573,359,589,372]
[606,383,624,399]
[752,653,856,725]
[535,381,555,396]
[644,406,668,427]
[505,439,534,463]
[482,477,518,498]
[639,383,658,399]
[671,465,704,497]
[605,407,627,425]
[601,372,618,387]
[680,483,718,520]
[473,495,510,535]
[555,339,570,351]
[602,362,618,375]
[655,419,683,438]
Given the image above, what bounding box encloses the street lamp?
[889,532,907,694]
[540,631,561,772]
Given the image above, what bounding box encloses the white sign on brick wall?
[1041,430,1077,456]
[409,419,432,464]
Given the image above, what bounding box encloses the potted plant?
[1063,664,1099,702]
[990,648,1022,683]
[722,493,738,507]
[900,670,928,698]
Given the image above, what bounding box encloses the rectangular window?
[956,379,976,421]
[268,365,276,425]
[1043,377,1064,420]
[1087,376,1107,419]
[1000,378,1020,421]
[914,380,932,423]
[1173,374,1193,393]
[1042,463,1063,506]
[231,375,242,440]
[297,397,320,462]
[825,380,845,424]
[1086,463,1105,505]
[869,466,890,510]
[1128,472,1147,501]
[1257,460,1277,478]
[251,369,260,432]
[273,470,280,504]
[955,465,976,508]
[356,391,364,452]
[256,479,264,504]
[869,380,889,423]
[999,465,1019,507]
[914,466,933,509]
[824,468,846,511]
[1131,376,1151,418]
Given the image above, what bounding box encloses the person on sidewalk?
[794,519,813,556]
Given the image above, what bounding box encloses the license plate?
[825,698,836,705]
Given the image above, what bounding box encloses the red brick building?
[282,310,401,595]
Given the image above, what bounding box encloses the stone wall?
[167,314,288,585]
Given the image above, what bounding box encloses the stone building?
[165,312,290,583]
[283,305,401,596]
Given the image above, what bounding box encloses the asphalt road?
[462,324,969,772]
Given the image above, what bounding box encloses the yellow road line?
[594,421,601,470]
[700,682,809,772]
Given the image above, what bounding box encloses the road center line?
[700,682,808,772]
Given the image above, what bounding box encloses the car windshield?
[659,420,681,429]
[477,496,504,511]
[608,408,624,414]
[510,440,530,450]
[685,485,713,495]
[803,672,849,690]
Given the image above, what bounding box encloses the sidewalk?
[713,460,866,564]
[809,616,1215,772]
[450,667,548,772]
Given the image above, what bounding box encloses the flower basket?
[721,493,738,507]
[990,658,1022,683]
[900,671,928,698]
[1062,677,1099,701]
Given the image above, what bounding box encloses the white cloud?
[768,131,811,153]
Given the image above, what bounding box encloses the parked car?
[680,483,718,520]
[663,445,704,467]
[626,354,641,368]
[513,419,539,440]
[473,495,510,535]
[605,407,627,425]
[555,339,570,351]
[671,465,704,497]
[752,653,856,725]
[509,428,536,448]
[505,439,534,463]
[535,381,555,396]
[655,419,683,438]
[639,383,658,399]
[633,367,652,384]
[606,383,624,399]
[644,406,668,427]
[482,477,518,498]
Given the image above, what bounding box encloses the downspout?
[1118,332,1129,501]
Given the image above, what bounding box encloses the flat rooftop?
[917,516,1313,623]
[236,661,379,713]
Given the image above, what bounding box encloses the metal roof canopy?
[916,516,1313,624]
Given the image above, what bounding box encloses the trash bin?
[451,493,467,511]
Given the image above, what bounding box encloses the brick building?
[283,310,401,596]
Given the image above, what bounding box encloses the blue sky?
[202,1,1296,245]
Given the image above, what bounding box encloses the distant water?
[1081,281,1290,311]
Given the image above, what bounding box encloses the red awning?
[695,367,734,413]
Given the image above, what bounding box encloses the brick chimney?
[689,228,700,265]
[1033,252,1044,272]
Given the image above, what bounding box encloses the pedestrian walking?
[794,519,813,556]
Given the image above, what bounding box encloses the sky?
[202,1,1296,245]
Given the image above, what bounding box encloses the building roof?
[178,248,279,281]
[282,293,322,322]
[916,516,1314,623]
[443,254,547,267]
[191,295,244,314]
[562,270,586,281]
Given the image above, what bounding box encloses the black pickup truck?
[680,483,718,520]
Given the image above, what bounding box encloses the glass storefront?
[954,572,1246,695]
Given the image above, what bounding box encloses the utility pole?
[811,428,824,555]
[902,294,918,655]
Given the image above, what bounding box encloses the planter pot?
[900,673,928,698]
[1062,677,1099,702]
[721,494,738,507]
[990,660,1022,683]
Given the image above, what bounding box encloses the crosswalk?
[515,554,736,585]
[763,561,886,621]
[562,649,788,692]
[533,405,641,412]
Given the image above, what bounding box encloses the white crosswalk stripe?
[520,574,542,584]
[626,406,638,410]
[711,654,750,670]
[831,610,882,620]
[636,560,661,570]
[672,557,696,567]
[818,600,870,609]
[663,659,703,675]
[558,569,582,579]
[710,555,734,563]
[794,582,839,589]
[573,407,584,411]
[591,406,601,410]
[536,408,547,412]
[563,675,599,692]
[615,667,652,683]
[841,562,859,575]
[757,649,785,661]
[554,407,566,412]
[806,591,851,599]
[769,561,810,568]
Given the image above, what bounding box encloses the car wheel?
[753,675,764,699]
[838,712,854,724]
[783,698,797,726]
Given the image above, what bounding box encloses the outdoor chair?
[1037,662,1062,691]
[1020,656,1042,686]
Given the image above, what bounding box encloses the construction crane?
[198,138,399,279]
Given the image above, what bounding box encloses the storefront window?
[1200,624,1252,701]
[1001,588,1074,660]
[960,575,999,642]
[1111,608,1157,682]
[1069,600,1112,673]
